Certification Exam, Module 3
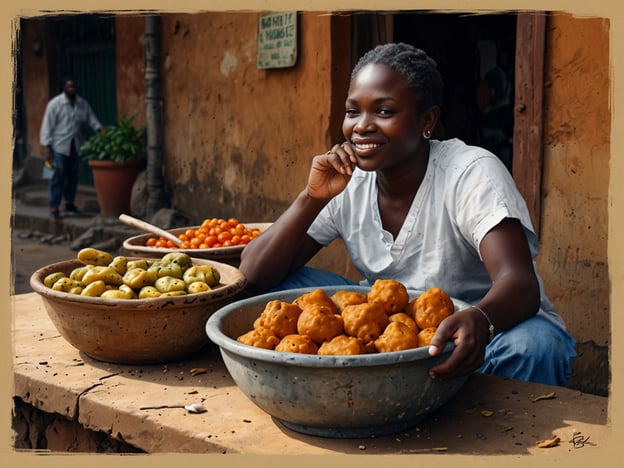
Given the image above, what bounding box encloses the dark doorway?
[351,11,517,172]
[47,14,117,184]
[393,12,516,171]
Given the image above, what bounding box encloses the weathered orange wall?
[19,18,50,159]
[154,11,359,279]
[14,12,371,282]
[115,15,146,129]
[159,12,333,219]
[540,13,610,393]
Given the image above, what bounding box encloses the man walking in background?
[40,75,103,219]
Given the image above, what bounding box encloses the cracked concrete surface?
[12,292,610,455]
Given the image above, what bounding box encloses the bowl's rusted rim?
[30,256,247,307]
[206,285,470,368]
[122,222,273,258]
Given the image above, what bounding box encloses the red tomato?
[218,231,233,243]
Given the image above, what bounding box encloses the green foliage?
[81,114,147,163]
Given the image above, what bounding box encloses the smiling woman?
[238,42,576,390]
[341,51,440,219]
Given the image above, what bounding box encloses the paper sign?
[257,12,298,69]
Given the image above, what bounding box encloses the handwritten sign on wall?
[257,11,298,69]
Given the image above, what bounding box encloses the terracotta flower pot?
[88,159,140,216]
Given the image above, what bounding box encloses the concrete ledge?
[12,292,610,455]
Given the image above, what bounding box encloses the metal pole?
[144,15,168,217]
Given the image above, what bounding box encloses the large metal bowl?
[122,222,272,265]
[30,257,247,364]
[206,286,470,438]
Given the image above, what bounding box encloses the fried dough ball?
[258,300,303,339]
[237,282,453,355]
[236,327,280,350]
[293,288,339,314]
[389,312,420,333]
[367,279,410,315]
[342,302,389,342]
[275,334,319,354]
[318,334,367,355]
[297,304,344,344]
[374,321,419,353]
[408,287,454,329]
[331,290,368,312]
[364,340,378,354]
[417,327,437,347]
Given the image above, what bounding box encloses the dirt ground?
[10,228,81,295]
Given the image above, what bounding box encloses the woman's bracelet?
[471,305,495,343]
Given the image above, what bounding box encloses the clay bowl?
[30,257,246,365]
[206,285,470,438]
[122,222,273,266]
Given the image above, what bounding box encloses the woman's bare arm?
[239,190,326,294]
[427,217,540,380]
[240,143,357,294]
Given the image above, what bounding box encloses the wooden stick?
[139,404,185,410]
[118,213,184,246]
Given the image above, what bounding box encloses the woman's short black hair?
[351,43,444,113]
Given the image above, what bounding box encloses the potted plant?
[81,114,147,216]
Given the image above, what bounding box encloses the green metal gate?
[51,14,117,185]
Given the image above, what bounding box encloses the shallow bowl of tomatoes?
[122,218,272,266]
